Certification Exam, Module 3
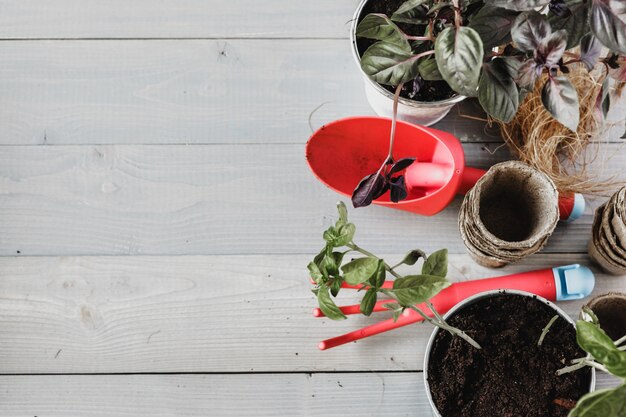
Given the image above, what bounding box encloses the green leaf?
[548,0,589,49]
[469,6,520,49]
[317,285,346,320]
[511,11,551,52]
[383,302,404,322]
[308,261,324,284]
[392,274,450,307]
[323,223,355,247]
[576,320,626,375]
[591,0,626,55]
[541,76,580,132]
[361,41,422,85]
[374,259,386,289]
[360,288,378,316]
[485,0,550,11]
[422,249,448,277]
[336,201,349,228]
[569,384,626,417]
[418,57,443,81]
[341,257,380,285]
[356,13,410,50]
[479,58,520,122]
[336,223,355,247]
[330,277,342,297]
[400,249,427,266]
[391,0,429,24]
[435,26,484,97]
[581,306,600,325]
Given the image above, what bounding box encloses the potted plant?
[423,290,596,417]
[556,307,626,416]
[351,0,626,128]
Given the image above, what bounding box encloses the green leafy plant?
[309,201,481,348]
[557,307,626,416]
[356,0,626,130]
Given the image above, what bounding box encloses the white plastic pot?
[422,290,596,417]
[350,0,466,126]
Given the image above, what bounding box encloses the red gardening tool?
[306,117,584,222]
[313,264,595,350]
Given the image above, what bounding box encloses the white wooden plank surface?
[0,373,620,417]
[1,143,624,256]
[0,39,507,145]
[0,0,357,39]
[1,254,625,373]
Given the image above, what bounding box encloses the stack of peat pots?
[588,186,626,275]
[459,161,560,267]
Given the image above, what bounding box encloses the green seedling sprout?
[309,201,480,349]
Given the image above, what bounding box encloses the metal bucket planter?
[350,0,465,126]
[423,290,596,417]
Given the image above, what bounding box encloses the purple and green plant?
[356,0,626,131]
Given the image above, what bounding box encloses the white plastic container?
[350,0,465,126]
[422,290,596,417]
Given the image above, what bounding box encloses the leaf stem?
[557,358,609,376]
[386,83,404,163]
[426,300,446,322]
[409,305,482,349]
[615,335,626,346]
[406,35,432,41]
[346,243,402,279]
[537,315,559,347]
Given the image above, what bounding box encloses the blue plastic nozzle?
[553,264,595,301]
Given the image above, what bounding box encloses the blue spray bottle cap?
[552,264,595,301]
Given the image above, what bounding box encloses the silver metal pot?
[422,290,596,417]
[350,0,465,126]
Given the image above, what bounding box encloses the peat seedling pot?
[459,161,560,267]
[588,186,626,275]
[584,292,626,341]
[350,0,465,126]
[423,290,596,417]
[306,116,584,219]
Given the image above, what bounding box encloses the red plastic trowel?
[306,117,584,221]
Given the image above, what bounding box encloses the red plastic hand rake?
[313,264,594,350]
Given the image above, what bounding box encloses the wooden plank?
[1,254,625,373]
[0,0,357,39]
[0,143,624,256]
[0,39,528,145]
[0,373,619,417]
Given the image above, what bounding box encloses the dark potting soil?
[355,0,456,102]
[427,294,592,417]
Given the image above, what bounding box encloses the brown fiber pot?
[459,161,559,267]
[588,187,626,275]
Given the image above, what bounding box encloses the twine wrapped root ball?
[588,187,626,275]
[459,161,559,267]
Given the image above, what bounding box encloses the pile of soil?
[427,293,592,417]
[356,0,455,102]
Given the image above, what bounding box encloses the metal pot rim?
[422,289,596,417]
[349,0,466,108]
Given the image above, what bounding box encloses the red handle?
[405,162,580,221]
[315,268,558,350]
